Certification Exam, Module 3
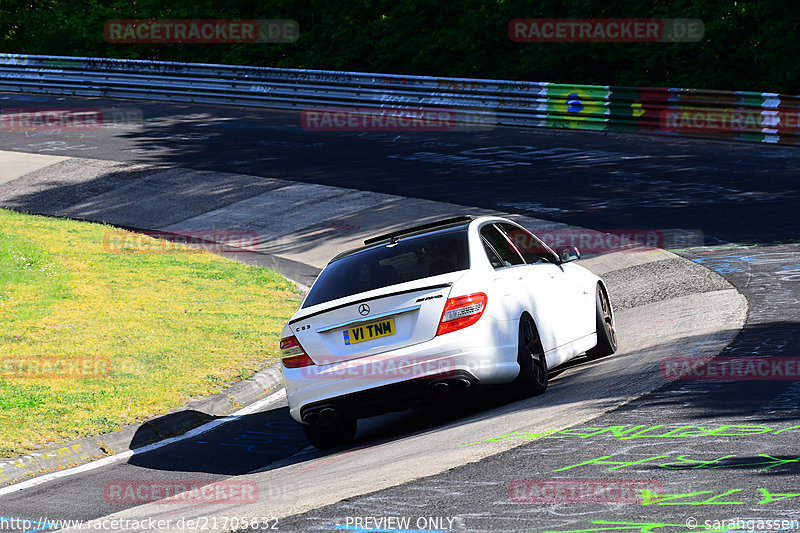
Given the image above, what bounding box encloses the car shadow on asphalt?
[128,321,800,477]
[126,406,308,475]
[124,383,553,476]
[124,372,598,477]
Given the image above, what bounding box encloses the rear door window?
[496,222,556,264]
[481,237,505,269]
[480,224,524,268]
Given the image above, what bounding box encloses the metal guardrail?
[0,53,798,144]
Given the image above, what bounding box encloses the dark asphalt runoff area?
[0,92,799,532]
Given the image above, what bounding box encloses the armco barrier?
[0,54,798,145]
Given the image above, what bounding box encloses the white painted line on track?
[0,389,286,498]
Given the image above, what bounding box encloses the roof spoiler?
[363,215,474,246]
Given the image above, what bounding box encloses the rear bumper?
[300,369,480,424]
[282,318,519,423]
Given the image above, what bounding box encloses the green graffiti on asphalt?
[461,424,800,447]
[541,520,740,533]
[555,453,800,472]
[638,487,800,506]
[641,488,745,505]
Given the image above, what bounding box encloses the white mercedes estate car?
[280,215,616,448]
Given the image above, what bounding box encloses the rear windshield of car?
[302,229,470,308]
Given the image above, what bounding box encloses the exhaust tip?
[303,412,320,424]
[319,407,338,419]
[432,381,450,393]
[451,378,471,390]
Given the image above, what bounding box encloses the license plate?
[343,318,395,345]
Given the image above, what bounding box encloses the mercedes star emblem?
[358,304,370,316]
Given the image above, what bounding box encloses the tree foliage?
[2,0,798,92]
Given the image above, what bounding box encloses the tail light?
[280,335,315,368]
[436,292,487,336]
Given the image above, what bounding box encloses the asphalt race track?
[0,92,799,533]
[2,94,799,244]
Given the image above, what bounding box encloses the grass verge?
[0,208,302,457]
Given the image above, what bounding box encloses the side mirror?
[559,246,580,263]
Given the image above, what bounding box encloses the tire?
[302,416,357,449]
[510,314,548,399]
[586,284,617,359]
